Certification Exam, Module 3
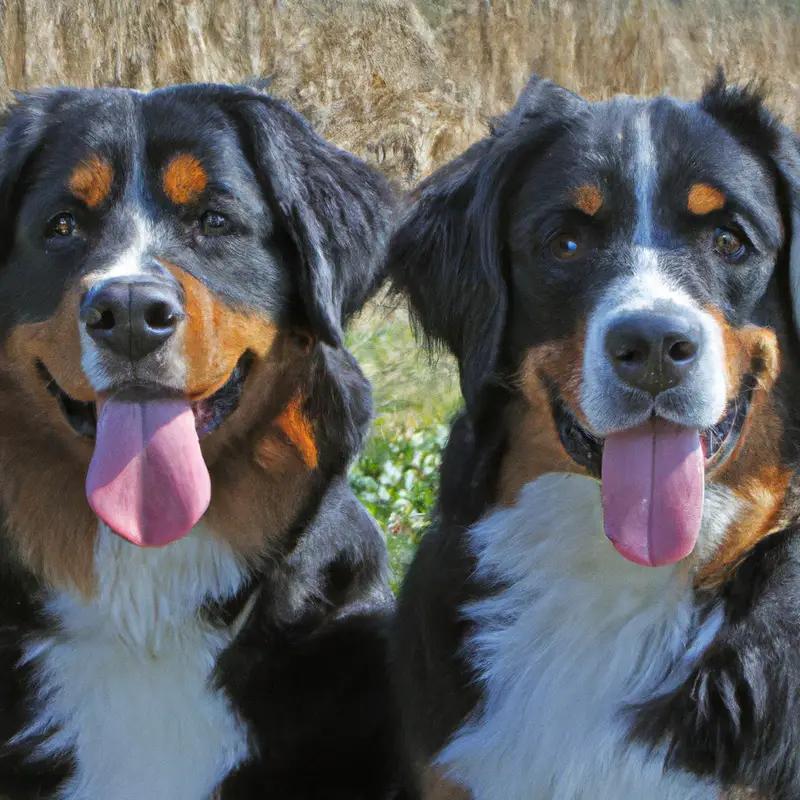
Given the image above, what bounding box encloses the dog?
[388,73,800,800]
[0,84,406,799]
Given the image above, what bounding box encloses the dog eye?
[550,233,583,261]
[713,227,747,261]
[200,211,229,236]
[48,212,77,238]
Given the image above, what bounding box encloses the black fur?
[221,88,393,347]
[0,85,406,799]
[389,72,800,797]
[0,85,394,343]
[631,529,800,800]
[216,477,403,799]
[0,549,73,798]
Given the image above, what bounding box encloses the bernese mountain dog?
[0,84,406,799]
[388,73,800,799]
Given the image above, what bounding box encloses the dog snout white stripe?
[97,214,155,281]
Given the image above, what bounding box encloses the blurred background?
[3,0,798,585]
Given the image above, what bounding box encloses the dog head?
[0,85,393,592]
[390,73,800,578]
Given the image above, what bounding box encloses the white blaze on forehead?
[99,214,156,280]
[604,251,690,311]
[631,108,657,247]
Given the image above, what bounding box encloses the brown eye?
[713,227,746,261]
[48,212,76,238]
[550,233,583,261]
[200,211,228,236]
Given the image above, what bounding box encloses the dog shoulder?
[392,517,484,768]
[0,536,74,797]
[214,474,407,798]
[632,528,800,798]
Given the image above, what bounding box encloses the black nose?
[81,277,184,360]
[604,311,702,396]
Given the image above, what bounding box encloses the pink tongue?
[601,419,704,567]
[86,399,211,547]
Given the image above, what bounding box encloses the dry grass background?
[1,0,799,186]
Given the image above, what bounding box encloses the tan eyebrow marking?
[162,153,208,205]
[69,155,113,208]
[687,183,726,215]
[571,184,603,216]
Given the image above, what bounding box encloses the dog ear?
[775,132,800,340]
[699,71,800,340]
[226,90,396,348]
[0,93,52,258]
[388,75,585,410]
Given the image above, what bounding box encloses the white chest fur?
[15,524,251,800]
[440,474,725,800]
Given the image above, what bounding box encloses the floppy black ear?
[773,133,800,340]
[699,72,800,340]
[225,89,396,348]
[0,93,53,258]
[387,75,585,409]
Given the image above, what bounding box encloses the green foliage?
[345,302,460,424]
[346,300,461,591]
[350,423,449,592]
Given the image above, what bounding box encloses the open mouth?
[548,376,755,479]
[36,352,254,440]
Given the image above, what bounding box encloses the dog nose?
[604,311,702,396]
[81,278,184,360]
